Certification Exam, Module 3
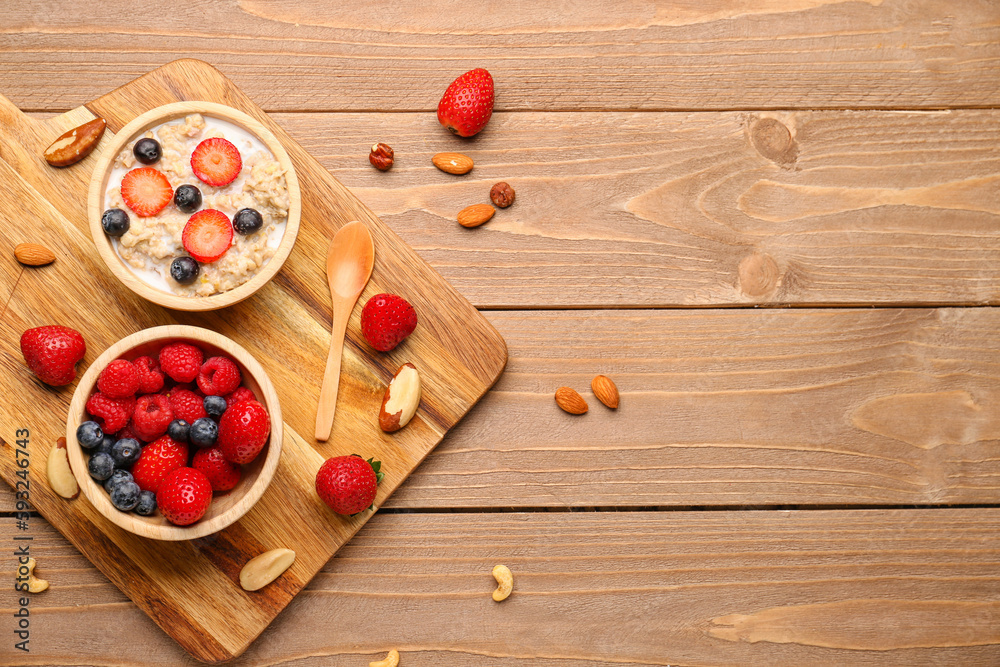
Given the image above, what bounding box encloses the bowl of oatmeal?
[87,101,301,311]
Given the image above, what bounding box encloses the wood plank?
[263,109,1000,308]
[2,1,1000,112]
[4,509,999,665]
[21,112,1000,309]
[10,307,996,513]
[0,59,505,663]
[387,308,1000,508]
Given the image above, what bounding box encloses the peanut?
[239,548,295,591]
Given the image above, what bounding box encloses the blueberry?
[189,417,218,448]
[103,469,133,493]
[167,419,190,442]
[170,256,200,285]
[101,208,130,237]
[111,438,142,469]
[110,481,142,511]
[204,395,227,419]
[88,452,115,481]
[96,434,116,456]
[173,184,202,213]
[233,208,263,235]
[135,490,157,516]
[133,138,162,165]
[76,421,104,449]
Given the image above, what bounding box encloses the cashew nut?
[492,564,513,602]
[25,558,49,593]
[370,649,399,667]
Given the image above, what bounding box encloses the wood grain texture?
[5,307,999,513]
[206,109,1000,307]
[0,60,505,662]
[385,308,1000,508]
[3,509,999,666]
[2,0,1000,112]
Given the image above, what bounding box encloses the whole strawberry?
[192,447,241,492]
[315,455,383,515]
[217,400,271,464]
[20,325,86,386]
[157,467,212,526]
[360,293,417,352]
[132,435,189,493]
[437,68,494,137]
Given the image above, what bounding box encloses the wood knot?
[751,118,797,165]
[737,252,780,298]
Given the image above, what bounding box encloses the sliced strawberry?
[182,209,233,263]
[190,138,242,187]
[120,167,173,218]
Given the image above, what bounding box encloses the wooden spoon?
[315,221,375,441]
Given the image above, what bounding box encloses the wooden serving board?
[0,59,506,663]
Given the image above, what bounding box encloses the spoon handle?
[314,298,354,441]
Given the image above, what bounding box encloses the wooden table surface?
[3,2,999,665]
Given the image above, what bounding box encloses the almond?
[457,203,495,228]
[432,152,474,175]
[591,375,619,409]
[43,117,106,167]
[240,548,296,591]
[379,363,421,432]
[47,437,79,499]
[14,243,56,267]
[554,387,588,415]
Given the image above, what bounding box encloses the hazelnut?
[490,182,515,208]
[369,143,394,171]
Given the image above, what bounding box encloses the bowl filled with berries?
[87,101,301,311]
[65,325,282,540]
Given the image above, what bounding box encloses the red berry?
[19,325,86,387]
[197,356,241,396]
[360,293,418,352]
[182,209,233,263]
[315,455,381,515]
[133,355,165,394]
[85,392,136,434]
[224,386,256,405]
[437,68,494,137]
[190,137,242,187]
[120,167,173,217]
[97,359,139,398]
[168,388,208,424]
[156,467,213,526]
[132,435,189,493]
[218,400,270,464]
[116,420,141,442]
[132,394,174,441]
[159,342,203,383]
[192,447,241,492]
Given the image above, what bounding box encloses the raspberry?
[116,420,142,443]
[218,400,271,464]
[196,356,241,396]
[97,359,139,398]
[133,355,165,394]
[224,386,256,405]
[169,388,207,424]
[85,392,136,434]
[132,394,174,441]
[159,342,203,383]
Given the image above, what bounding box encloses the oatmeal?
[103,114,290,297]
